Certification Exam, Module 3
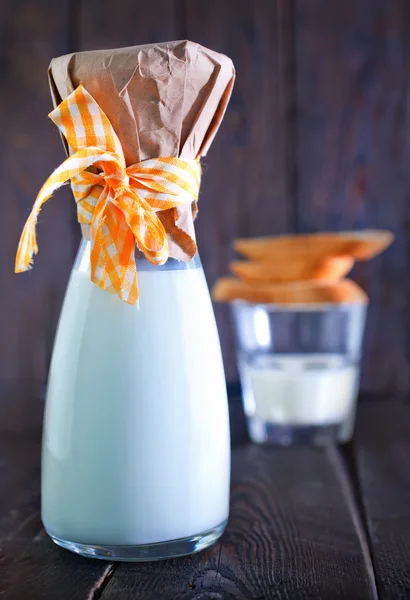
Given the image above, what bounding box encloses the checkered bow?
[15,85,201,304]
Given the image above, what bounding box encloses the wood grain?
[294,0,410,394]
[185,0,295,382]
[0,0,78,400]
[97,442,376,599]
[354,400,410,599]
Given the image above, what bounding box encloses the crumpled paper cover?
[48,40,235,260]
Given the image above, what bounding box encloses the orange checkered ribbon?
[15,85,201,304]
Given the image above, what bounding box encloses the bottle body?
[42,240,230,559]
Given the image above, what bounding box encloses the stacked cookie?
[212,230,393,304]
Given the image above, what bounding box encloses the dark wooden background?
[2,0,409,411]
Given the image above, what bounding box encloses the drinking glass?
[231,301,367,445]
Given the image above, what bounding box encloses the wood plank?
[186,0,295,382]
[99,444,377,599]
[1,526,115,600]
[0,0,78,401]
[354,400,410,599]
[294,0,410,394]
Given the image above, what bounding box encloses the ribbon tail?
[15,147,114,273]
[15,171,70,273]
[89,194,139,304]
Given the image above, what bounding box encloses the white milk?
[42,256,230,546]
[243,354,359,426]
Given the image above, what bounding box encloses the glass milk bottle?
[42,240,230,560]
[14,39,235,561]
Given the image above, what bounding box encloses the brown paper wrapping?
[48,40,235,260]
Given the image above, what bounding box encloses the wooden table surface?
[1,396,409,600]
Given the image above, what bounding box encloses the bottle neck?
[74,239,201,274]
